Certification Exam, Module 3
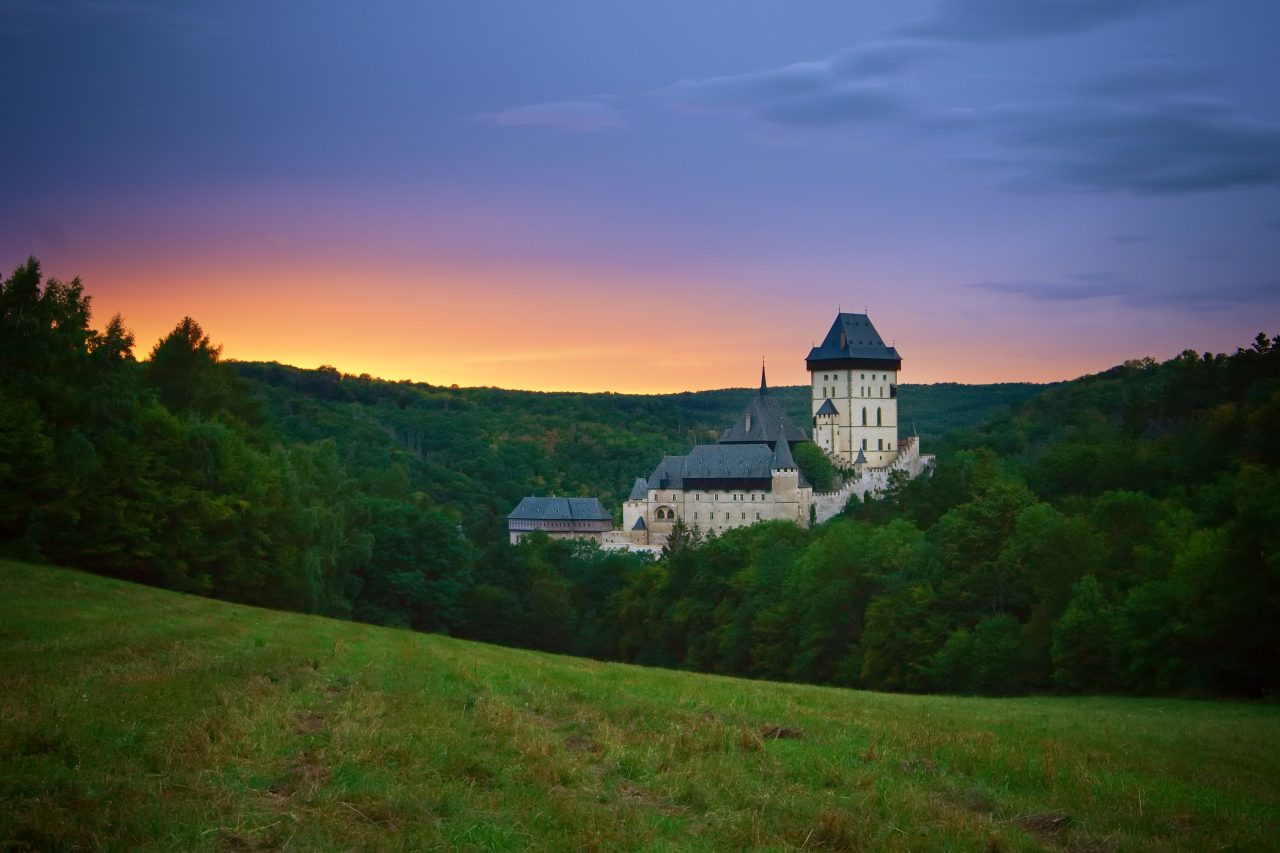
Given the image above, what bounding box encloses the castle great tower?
[806,313,902,468]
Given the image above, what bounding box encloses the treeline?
[0,259,470,624]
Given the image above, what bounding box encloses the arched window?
[877,407,882,426]
[862,408,867,426]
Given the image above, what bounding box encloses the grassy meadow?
[2,560,1276,852]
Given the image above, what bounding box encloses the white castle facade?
[612,313,933,549]
[809,312,902,468]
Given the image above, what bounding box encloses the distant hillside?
[232,360,1043,537]
[3,560,1275,852]
[645,381,1046,449]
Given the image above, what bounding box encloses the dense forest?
[3,257,1276,696]
[232,361,1039,542]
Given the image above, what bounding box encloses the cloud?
[475,100,625,132]
[900,0,1198,42]
[967,273,1280,309]
[658,39,1275,195]
[967,273,1134,301]
[658,41,935,127]
[957,98,1280,193]
[1079,63,1220,99]
[754,86,910,127]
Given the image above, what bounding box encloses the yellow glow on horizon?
[69,253,1181,394]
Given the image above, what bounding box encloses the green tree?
[1052,576,1116,691]
[793,441,837,492]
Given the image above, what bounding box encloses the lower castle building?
[621,368,812,545]
[507,496,613,544]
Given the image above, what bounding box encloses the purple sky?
[2,0,1278,391]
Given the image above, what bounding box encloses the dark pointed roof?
[719,368,809,446]
[771,424,797,469]
[632,516,647,531]
[508,496,612,521]
[627,477,649,501]
[854,447,867,465]
[648,454,688,489]
[806,313,901,371]
[816,398,839,417]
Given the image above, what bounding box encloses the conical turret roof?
[771,421,797,469]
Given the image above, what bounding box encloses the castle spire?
[760,358,768,396]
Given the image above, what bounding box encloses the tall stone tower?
[805,313,902,468]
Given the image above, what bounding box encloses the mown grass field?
[2,561,1276,851]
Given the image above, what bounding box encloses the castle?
[616,312,933,548]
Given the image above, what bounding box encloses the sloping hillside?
[2,561,1275,851]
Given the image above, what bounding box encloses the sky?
[2,0,1278,392]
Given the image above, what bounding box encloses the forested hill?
[4,258,1276,697]
[231,360,1042,537]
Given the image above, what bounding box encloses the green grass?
[2,561,1276,851]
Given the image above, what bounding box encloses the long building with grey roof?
[507,496,614,544]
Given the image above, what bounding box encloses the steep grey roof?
[632,516,646,530]
[647,454,688,490]
[816,398,839,417]
[643,441,809,484]
[806,313,901,367]
[854,447,867,464]
[507,496,612,521]
[771,426,797,469]
[719,388,809,446]
[683,443,776,480]
[627,477,649,501]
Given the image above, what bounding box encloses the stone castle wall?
[810,436,934,525]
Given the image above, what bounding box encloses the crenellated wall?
[810,436,934,524]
